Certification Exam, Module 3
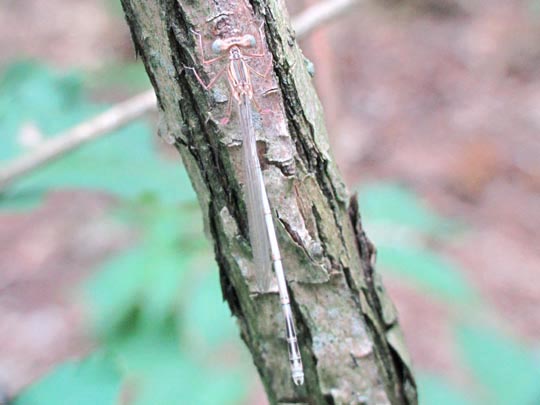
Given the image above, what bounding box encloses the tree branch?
[294,0,365,38]
[115,0,417,402]
[114,0,418,402]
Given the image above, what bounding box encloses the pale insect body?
[212,35,256,105]
[186,26,304,386]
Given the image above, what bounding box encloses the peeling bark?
[120,0,417,403]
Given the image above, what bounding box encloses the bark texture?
[120,0,417,403]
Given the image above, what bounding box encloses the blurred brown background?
[1,0,539,403]
[294,0,540,376]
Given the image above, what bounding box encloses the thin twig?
[0,90,157,190]
[0,0,364,191]
[293,0,364,38]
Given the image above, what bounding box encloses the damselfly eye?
[244,35,256,48]
[211,39,224,54]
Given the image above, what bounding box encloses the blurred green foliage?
[2,61,539,404]
[13,353,122,405]
[529,0,540,14]
[359,183,475,303]
[359,183,540,405]
[84,62,151,93]
[2,62,254,405]
[416,374,474,405]
[457,325,540,405]
[377,245,475,302]
[0,62,190,207]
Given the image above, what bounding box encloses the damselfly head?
[212,34,257,54]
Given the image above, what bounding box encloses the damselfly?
[185,26,304,386]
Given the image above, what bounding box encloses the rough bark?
[120,0,417,403]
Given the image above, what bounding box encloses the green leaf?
[107,318,247,405]
[377,245,477,302]
[116,198,206,251]
[0,189,43,211]
[457,325,540,405]
[85,199,211,336]
[85,244,195,336]
[355,183,477,303]
[357,183,454,236]
[0,62,195,206]
[183,264,238,349]
[85,249,152,335]
[13,353,121,405]
[82,194,250,404]
[417,373,475,405]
